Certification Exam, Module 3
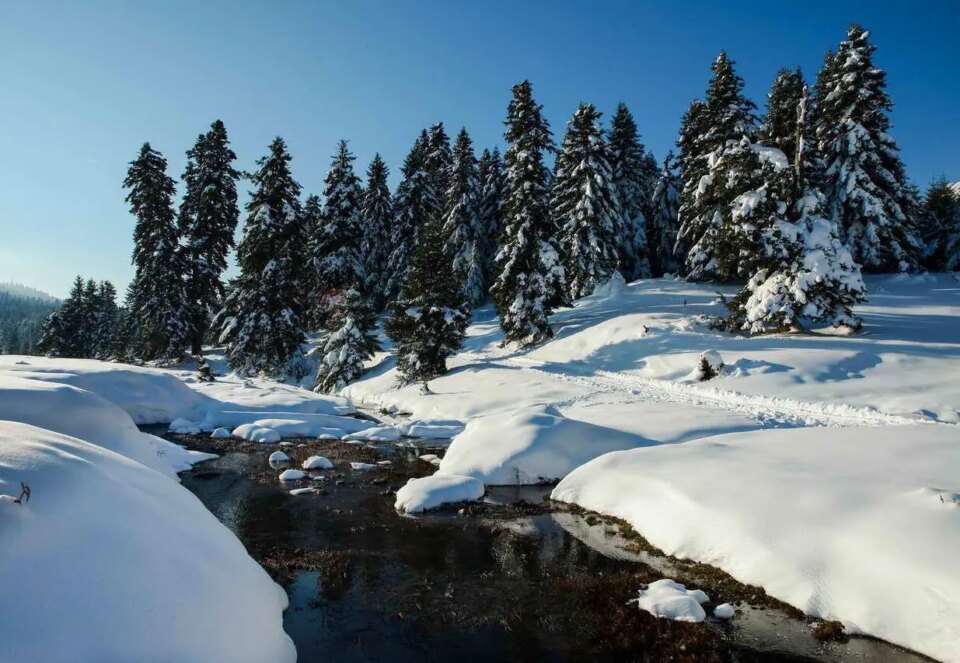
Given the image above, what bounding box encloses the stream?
[155,428,929,662]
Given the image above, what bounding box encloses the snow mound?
[405,419,465,439]
[302,455,333,470]
[211,427,232,439]
[278,469,305,481]
[268,451,290,463]
[552,424,960,663]
[289,487,318,496]
[395,473,485,513]
[169,417,202,434]
[350,462,375,471]
[714,603,736,619]
[630,579,709,623]
[439,405,648,485]
[208,412,366,437]
[0,421,294,662]
[233,424,281,444]
[342,425,403,441]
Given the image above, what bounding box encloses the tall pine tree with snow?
[814,25,921,272]
[426,123,454,200]
[922,179,960,271]
[492,81,564,345]
[442,128,486,306]
[91,280,118,359]
[648,151,681,276]
[359,154,393,310]
[178,120,240,354]
[123,142,192,362]
[310,140,366,326]
[384,131,438,305]
[552,103,622,298]
[676,53,759,280]
[313,285,381,393]
[477,147,506,291]
[216,138,306,376]
[761,69,806,165]
[385,213,469,386]
[608,103,653,281]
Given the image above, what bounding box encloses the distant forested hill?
[0,289,59,354]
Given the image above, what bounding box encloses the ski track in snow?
[463,350,926,429]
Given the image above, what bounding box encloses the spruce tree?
[385,214,469,385]
[814,25,921,272]
[477,147,506,290]
[426,123,454,199]
[384,131,438,304]
[608,103,653,281]
[648,151,682,276]
[178,120,240,354]
[443,128,485,306]
[492,81,563,345]
[761,69,806,164]
[359,154,393,310]
[313,285,381,393]
[310,140,365,326]
[216,138,306,376]
[92,281,119,359]
[552,103,621,298]
[922,179,960,270]
[123,142,191,361]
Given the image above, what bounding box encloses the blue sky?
[1,0,957,297]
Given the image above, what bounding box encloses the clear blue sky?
[1,0,957,297]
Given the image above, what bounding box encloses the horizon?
[2,0,958,298]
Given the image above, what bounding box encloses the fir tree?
[313,285,381,393]
[608,103,653,281]
[442,128,485,306]
[123,142,191,361]
[426,123,454,200]
[310,140,365,326]
[385,214,469,385]
[648,151,682,276]
[178,120,240,354]
[477,147,506,290]
[761,69,806,165]
[91,280,118,359]
[359,154,393,310]
[674,100,709,269]
[492,81,563,345]
[216,138,306,376]
[922,179,960,270]
[814,25,921,272]
[553,103,621,298]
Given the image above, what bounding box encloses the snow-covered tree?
[216,138,306,376]
[359,154,393,310]
[648,151,681,276]
[761,69,806,165]
[313,285,381,393]
[608,103,652,280]
[442,128,485,306]
[384,131,438,304]
[310,140,366,326]
[91,280,118,359]
[552,103,621,298]
[385,213,469,385]
[492,81,563,345]
[814,25,921,272]
[123,142,191,361]
[921,179,960,270]
[477,148,506,291]
[427,123,453,201]
[178,120,240,354]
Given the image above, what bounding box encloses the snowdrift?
[395,473,485,513]
[0,421,295,663]
[552,424,960,663]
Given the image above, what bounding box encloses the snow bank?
[204,412,368,436]
[438,406,647,485]
[404,419,465,439]
[278,469,305,481]
[552,424,960,663]
[0,421,294,663]
[630,579,709,623]
[302,455,333,470]
[342,425,403,441]
[395,473,485,513]
[233,424,282,443]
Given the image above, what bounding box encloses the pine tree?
[477,147,506,290]
[608,103,653,280]
[310,140,366,326]
[648,151,681,276]
[123,142,192,361]
[92,281,119,359]
[37,276,86,357]
[552,103,621,298]
[443,128,486,306]
[216,138,306,376]
[178,120,240,354]
[492,81,563,345]
[384,131,438,304]
[426,122,454,200]
[313,285,381,393]
[385,214,469,385]
[761,69,806,164]
[922,179,960,270]
[359,154,393,310]
[814,25,921,272]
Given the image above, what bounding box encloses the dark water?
[174,440,929,663]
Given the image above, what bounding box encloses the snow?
[268,450,290,463]
[289,487,319,496]
[349,462,376,471]
[552,424,960,662]
[302,455,334,470]
[233,424,282,444]
[342,425,403,441]
[630,579,710,623]
[206,412,367,437]
[211,426,232,439]
[0,421,294,663]
[713,603,736,619]
[278,469,305,481]
[405,420,465,439]
[394,473,485,513]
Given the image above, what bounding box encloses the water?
[170,435,928,662]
